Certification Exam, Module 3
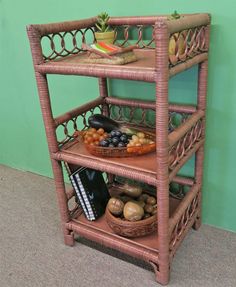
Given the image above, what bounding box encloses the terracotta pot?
[94,30,115,44]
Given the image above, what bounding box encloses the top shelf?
[27,13,210,81]
[36,49,208,82]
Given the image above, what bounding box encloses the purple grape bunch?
[99,130,131,148]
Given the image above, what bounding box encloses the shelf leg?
[98,77,109,116]
[98,77,114,184]
[193,144,204,231]
[192,214,202,230]
[51,159,75,246]
[150,261,169,286]
[154,19,170,285]
[64,230,75,246]
[193,24,210,231]
[34,72,74,245]
[194,56,209,230]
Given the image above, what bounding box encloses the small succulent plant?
[170,10,181,20]
[95,12,112,33]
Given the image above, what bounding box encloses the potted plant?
[94,12,115,44]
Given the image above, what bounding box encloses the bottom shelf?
[67,197,180,263]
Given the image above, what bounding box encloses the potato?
[138,193,149,202]
[123,201,144,221]
[146,196,156,205]
[144,204,154,214]
[107,198,124,216]
[122,183,142,198]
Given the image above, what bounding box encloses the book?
[80,42,138,65]
[89,42,122,55]
[65,163,110,221]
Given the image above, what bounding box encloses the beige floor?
[0,164,236,287]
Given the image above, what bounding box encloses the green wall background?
[0,0,236,232]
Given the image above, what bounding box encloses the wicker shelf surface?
[54,134,204,186]
[69,196,180,259]
[36,49,208,82]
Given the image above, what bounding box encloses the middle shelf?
[53,135,204,186]
[53,97,205,185]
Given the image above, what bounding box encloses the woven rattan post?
[98,78,109,115]
[193,22,210,230]
[27,14,211,285]
[35,72,74,246]
[154,19,171,285]
[27,26,74,246]
[98,77,114,185]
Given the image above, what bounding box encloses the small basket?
[84,131,156,158]
[105,207,157,238]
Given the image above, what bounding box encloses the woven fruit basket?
[105,185,157,238]
[105,207,157,238]
[83,130,156,158]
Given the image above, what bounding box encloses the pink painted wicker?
[27,13,210,285]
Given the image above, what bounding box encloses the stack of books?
[65,163,110,221]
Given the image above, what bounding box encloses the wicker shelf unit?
[27,13,210,285]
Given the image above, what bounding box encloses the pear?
[168,11,186,56]
[169,34,185,56]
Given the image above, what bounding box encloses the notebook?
[65,163,110,221]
